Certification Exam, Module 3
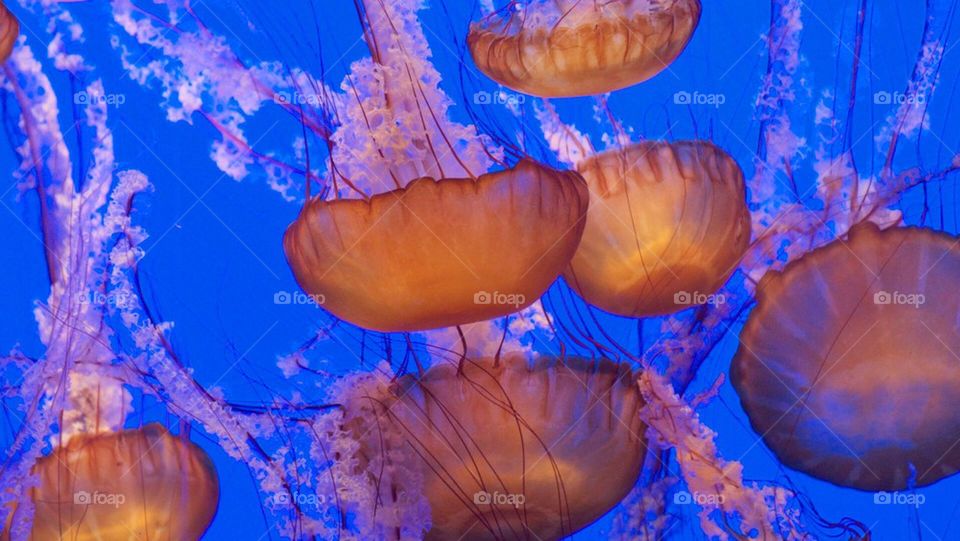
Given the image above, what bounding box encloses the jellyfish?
[0,3,17,63]
[563,140,750,318]
[3,424,219,540]
[284,159,589,332]
[345,354,645,540]
[468,0,702,98]
[731,223,960,491]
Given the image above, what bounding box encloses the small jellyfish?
[564,140,750,317]
[356,354,645,540]
[5,424,219,540]
[468,0,702,97]
[284,159,589,332]
[732,223,960,491]
[0,3,16,63]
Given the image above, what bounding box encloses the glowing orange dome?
[564,140,750,317]
[0,3,18,62]
[5,424,219,540]
[284,159,589,332]
[364,354,645,540]
[732,223,960,491]
[468,0,701,97]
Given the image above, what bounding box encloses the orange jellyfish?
[352,354,645,540]
[468,0,702,97]
[732,223,960,491]
[284,159,589,332]
[564,140,750,317]
[4,424,219,540]
[0,2,18,63]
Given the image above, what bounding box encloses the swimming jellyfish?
[5,424,219,540]
[564,140,750,317]
[732,223,960,491]
[0,2,16,63]
[348,354,645,540]
[468,0,701,97]
[284,159,589,332]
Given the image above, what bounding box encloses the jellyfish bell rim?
[467,0,703,98]
[283,158,590,333]
[731,222,960,492]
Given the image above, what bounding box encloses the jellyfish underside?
[565,140,751,317]
[357,354,646,540]
[468,0,702,97]
[283,159,589,332]
[4,424,219,541]
[732,223,960,491]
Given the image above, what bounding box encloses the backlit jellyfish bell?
[732,223,960,491]
[468,0,702,97]
[4,425,219,540]
[565,140,751,317]
[347,354,645,540]
[283,159,588,332]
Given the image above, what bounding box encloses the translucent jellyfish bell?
[732,223,960,491]
[5,424,219,540]
[564,141,751,317]
[366,354,645,540]
[0,2,18,62]
[284,159,589,332]
[468,0,702,97]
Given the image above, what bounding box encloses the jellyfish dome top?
[0,2,17,62]
[468,0,701,97]
[284,160,588,332]
[283,0,590,333]
[4,424,220,541]
[564,140,750,317]
[345,354,645,540]
[732,223,960,491]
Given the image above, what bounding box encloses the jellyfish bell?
[564,140,750,317]
[4,424,219,540]
[283,159,589,332]
[468,0,702,98]
[732,223,960,491]
[350,354,645,540]
[0,2,17,63]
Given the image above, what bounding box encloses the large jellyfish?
[468,0,701,97]
[564,140,751,317]
[342,354,645,540]
[284,159,588,332]
[732,222,960,491]
[4,425,219,540]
